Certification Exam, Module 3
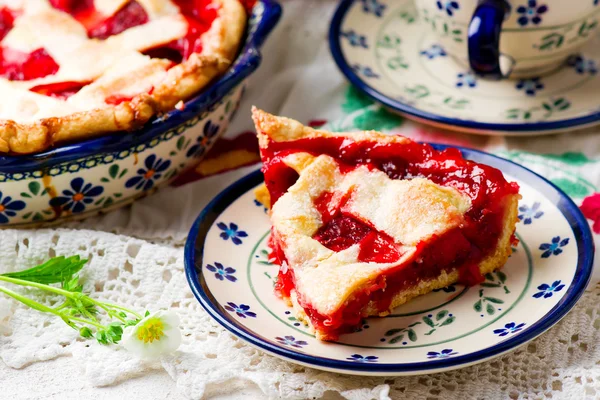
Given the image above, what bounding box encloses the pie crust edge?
[0,0,246,154]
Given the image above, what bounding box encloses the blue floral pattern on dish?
[341,29,368,48]
[187,120,220,158]
[346,354,379,363]
[420,44,447,59]
[567,55,598,75]
[125,154,171,191]
[493,322,526,336]
[456,72,477,88]
[436,1,460,16]
[217,222,248,245]
[206,262,237,282]
[276,336,308,348]
[516,78,544,96]
[539,236,569,258]
[360,0,386,17]
[533,280,566,298]
[49,177,103,213]
[224,302,257,318]
[352,64,380,78]
[427,349,458,359]
[518,202,544,224]
[516,1,548,26]
[0,191,26,223]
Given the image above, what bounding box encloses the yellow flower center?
[136,318,165,344]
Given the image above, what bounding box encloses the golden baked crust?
[253,108,521,341]
[0,0,246,154]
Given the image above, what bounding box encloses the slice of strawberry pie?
[252,107,521,341]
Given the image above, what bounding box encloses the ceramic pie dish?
[0,0,281,227]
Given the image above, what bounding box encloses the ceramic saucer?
[329,0,600,136]
[184,146,593,376]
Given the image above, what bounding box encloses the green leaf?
[41,188,48,196]
[79,327,93,338]
[95,330,109,345]
[119,169,128,179]
[28,181,40,196]
[423,316,435,327]
[145,310,150,317]
[385,328,403,336]
[474,299,482,312]
[408,321,421,328]
[408,329,417,342]
[480,283,500,288]
[352,108,403,131]
[484,273,494,281]
[125,319,138,327]
[436,310,448,321]
[21,192,31,198]
[540,152,593,166]
[118,311,127,318]
[341,86,373,113]
[100,177,110,183]
[114,193,123,198]
[176,136,185,151]
[1,256,88,284]
[22,212,32,219]
[551,177,590,197]
[109,164,119,179]
[389,334,404,344]
[542,103,552,112]
[486,302,496,315]
[496,271,507,283]
[484,297,504,304]
[32,213,44,221]
[440,316,455,327]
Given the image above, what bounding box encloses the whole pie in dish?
[0,0,247,154]
[252,107,521,341]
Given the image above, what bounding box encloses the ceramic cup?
[416,0,600,78]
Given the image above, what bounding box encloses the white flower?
[122,310,181,358]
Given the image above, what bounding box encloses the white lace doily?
[1,228,599,400]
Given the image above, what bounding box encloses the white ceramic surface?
[330,0,600,135]
[185,147,593,376]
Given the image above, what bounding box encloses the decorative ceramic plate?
[329,0,600,135]
[185,146,594,375]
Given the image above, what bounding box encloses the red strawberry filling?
[263,137,519,339]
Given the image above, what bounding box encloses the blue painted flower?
[346,354,379,363]
[49,177,103,213]
[516,1,548,26]
[224,302,256,318]
[493,322,526,336]
[360,0,386,17]
[539,236,569,258]
[187,120,220,158]
[420,44,447,59]
[0,191,26,223]
[436,1,460,16]
[217,222,248,245]
[567,55,598,75]
[341,30,368,48]
[516,78,544,96]
[533,280,565,298]
[518,202,544,224]
[206,262,237,282]
[276,335,308,348]
[427,349,458,359]
[352,64,380,78]
[125,154,171,191]
[253,199,268,213]
[456,72,477,88]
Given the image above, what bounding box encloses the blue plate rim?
[184,145,594,374]
[328,0,600,134]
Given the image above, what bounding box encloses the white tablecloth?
[2,1,600,399]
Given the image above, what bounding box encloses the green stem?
[0,276,77,299]
[69,316,105,330]
[0,285,63,318]
[96,304,127,323]
[99,302,142,319]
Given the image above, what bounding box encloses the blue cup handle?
[468,0,509,79]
